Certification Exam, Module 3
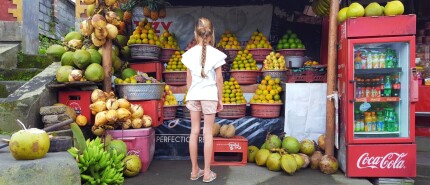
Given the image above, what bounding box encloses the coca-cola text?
[356,152,407,169]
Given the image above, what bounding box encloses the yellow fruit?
[76,115,88,126]
[265,75,271,81]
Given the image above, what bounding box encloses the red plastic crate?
[129,100,164,127]
[211,136,248,166]
[107,128,155,172]
[129,61,163,82]
[58,90,92,124]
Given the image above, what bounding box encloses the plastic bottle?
[360,112,365,132]
[385,49,394,68]
[354,52,362,69]
[354,111,360,132]
[371,112,377,132]
[372,52,380,69]
[384,76,392,97]
[377,111,385,132]
[365,78,371,97]
[392,75,401,97]
[385,108,395,132]
[367,52,373,69]
[361,51,367,69]
[379,53,386,68]
[380,76,385,97]
[356,78,362,98]
[364,112,372,132]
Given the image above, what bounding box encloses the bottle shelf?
[354,131,400,135]
[355,68,402,75]
[354,97,400,102]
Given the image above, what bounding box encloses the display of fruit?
[67,137,125,185]
[163,85,178,106]
[217,31,242,50]
[262,52,286,70]
[127,18,160,46]
[160,29,180,49]
[222,78,246,104]
[142,0,168,21]
[250,75,283,104]
[312,0,330,16]
[231,50,259,70]
[165,51,186,71]
[88,89,152,132]
[338,1,404,24]
[304,60,320,66]
[276,30,305,50]
[219,124,236,138]
[114,72,160,84]
[123,155,142,177]
[245,31,272,49]
[9,128,50,160]
[319,155,339,174]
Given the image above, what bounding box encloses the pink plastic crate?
[107,128,155,172]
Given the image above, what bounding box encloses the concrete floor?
[124,160,373,185]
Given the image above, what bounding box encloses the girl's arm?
[186,69,192,90]
[215,66,223,101]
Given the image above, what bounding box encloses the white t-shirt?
[181,45,226,101]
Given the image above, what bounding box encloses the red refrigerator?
[337,15,418,177]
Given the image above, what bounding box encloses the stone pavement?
[124,160,372,185]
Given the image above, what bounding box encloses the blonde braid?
[201,36,207,78]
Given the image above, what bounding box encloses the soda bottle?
[380,76,385,97]
[371,112,377,132]
[377,111,385,132]
[379,53,386,68]
[356,78,362,98]
[364,112,372,132]
[385,108,395,132]
[354,52,362,69]
[393,111,399,131]
[384,76,392,97]
[365,78,371,97]
[385,49,394,68]
[392,49,398,67]
[360,79,366,98]
[392,75,401,97]
[354,111,360,132]
[372,52,380,69]
[361,51,367,69]
[367,52,373,69]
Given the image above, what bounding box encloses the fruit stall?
[3,0,420,184]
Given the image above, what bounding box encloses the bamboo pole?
[325,0,340,156]
[102,39,112,92]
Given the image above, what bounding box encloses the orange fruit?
[266,85,273,91]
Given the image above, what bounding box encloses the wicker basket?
[163,105,178,120]
[116,83,165,100]
[250,103,283,118]
[129,44,161,60]
[230,70,260,85]
[163,71,187,85]
[277,49,306,57]
[248,48,272,63]
[225,49,240,63]
[160,48,178,63]
[262,70,287,82]
[217,103,247,119]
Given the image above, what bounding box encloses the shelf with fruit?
[217,31,242,62]
[245,31,273,63]
[163,50,187,86]
[262,52,287,82]
[249,75,283,104]
[304,60,320,67]
[276,30,306,58]
[127,18,160,46]
[114,68,161,84]
[162,85,179,120]
[159,29,180,62]
[218,78,247,119]
[230,50,261,85]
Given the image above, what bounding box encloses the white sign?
[132,5,273,50]
[284,83,327,142]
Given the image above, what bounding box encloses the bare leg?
[202,113,216,180]
[189,110,202,177]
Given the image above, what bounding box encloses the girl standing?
[181,17,226,183]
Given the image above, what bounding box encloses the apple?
[9,128,50,160]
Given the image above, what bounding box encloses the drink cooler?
[108,128,155,173]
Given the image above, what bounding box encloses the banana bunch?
[68,137,125,185]
[312,0,330,16]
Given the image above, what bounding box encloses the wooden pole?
[325,0,340,156]
[102,39,112,92]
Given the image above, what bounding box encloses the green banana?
[67,147,79,158]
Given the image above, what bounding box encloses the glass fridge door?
[352,41,410,140]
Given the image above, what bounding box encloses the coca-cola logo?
[357,152,407,169]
